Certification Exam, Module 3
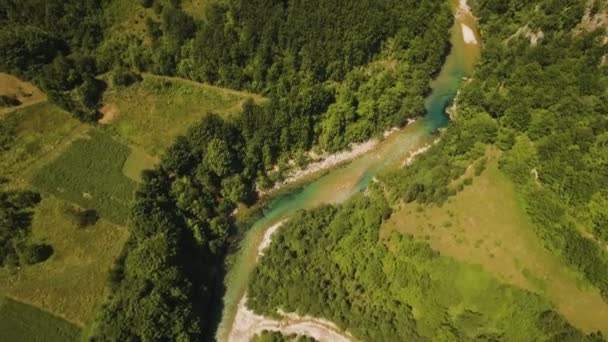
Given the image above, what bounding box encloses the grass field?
[122,146,159,182]
[31,130,137,224]
[183,0,212,19]
[101,74,266,156]
[381,147,608,334]
[0,196,129,326]
[0,73,46,117]
[0,296,80,342]
[0,78,131,330]
[0,102,86,187]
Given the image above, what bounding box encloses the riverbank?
[260,124,408,197]
[229,297,353,342]
[230,217,353,342]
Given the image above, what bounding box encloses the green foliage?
[589,191,608,243]
[64,206,100,228]
[251,330,318,342]
[90,114,253,340]
[0,1,109,121]
[249,189,595,341]
[89,0,453,338]
[0,112,18,152]
[17,243,54,265]
[0,189,42,267]
[111,66,142,87]
[32,130,136,224]
[499,135,538,184]
[0,25,65,76]
[382,111,498,204]
[0,297,80,342]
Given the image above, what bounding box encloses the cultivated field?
[31,130,137,224]
[381,147,608,334]
[101,74,266,156]
[0,296,80,342]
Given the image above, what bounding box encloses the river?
[216,1,481,340]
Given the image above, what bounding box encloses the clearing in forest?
[381,147,608,335]
[101,74,267,156]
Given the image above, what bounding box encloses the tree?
[204,138,233,178]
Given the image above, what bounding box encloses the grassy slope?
[0,297,80,342]
[101,74,267,156]
[381,147,608,334]
[0,102,86,187]
[0,196,128,326]
[0,73,47,117]
[0,91,129,330]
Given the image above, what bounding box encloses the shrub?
[19,243,54,265]
[111,67,142,87]
[0,95,21,107]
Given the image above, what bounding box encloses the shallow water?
[216,2,481,340]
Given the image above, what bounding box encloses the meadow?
[381,147,608,335]
[31,130,136,224]
[0,195,128,326]
[0,296,80,342]
[101,74,266,156]
[0,73,46,117]
[0,102,85,187]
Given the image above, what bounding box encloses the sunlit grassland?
[0,73,47,117]
[182,0,213,19]
[0,296,80,342]
[31,130,136,225]
[0,102,86,187]
[0,195,129,326]
[381,147,608,334]
[101,74,267,156]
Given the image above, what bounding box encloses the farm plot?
[32,130,136,224]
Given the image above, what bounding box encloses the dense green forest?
[249,190,602,341]
[383,0,608,298]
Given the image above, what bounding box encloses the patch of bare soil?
[98,103,118,124]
